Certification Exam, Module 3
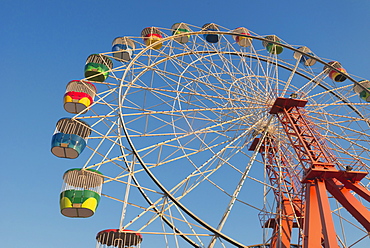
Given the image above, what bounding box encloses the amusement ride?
[50,23,370,248]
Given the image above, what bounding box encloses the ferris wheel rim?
[59,24,370,247]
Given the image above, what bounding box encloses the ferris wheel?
[51,23,370,248]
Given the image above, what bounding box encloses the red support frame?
[249,136,303,248]
[269,97,370,247]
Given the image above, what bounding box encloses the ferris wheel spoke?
[147,52,256,102]
[292,70,329,98]
[280,58,301,96]
[126,160,254,239]
[319,132,370,164]
[198,53,272,100]
[123,84,262,105]
[125,112,254,157]
[209,51,273,100]
[207,127,273,248]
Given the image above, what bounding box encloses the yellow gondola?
[232,27,252,47]
[64,80,96,114]
[141,27,163,50]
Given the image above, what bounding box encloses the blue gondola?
[51,118,91,159]
[293,46,316,66]
[112,37,135,62]
[202,23,219,43]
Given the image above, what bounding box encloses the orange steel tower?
[249,135,304,247]
[261,97,370,248]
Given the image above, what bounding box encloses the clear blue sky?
[1,0,370,247]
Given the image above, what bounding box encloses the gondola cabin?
[353,80,370,102]
[202,23,220,43]
[60,168,103,218]
[171,23,191,44]
[232,27,252,47]
[64,80,97,114]
[112,37,135,62]
[96,229,142,248]
[293,46,316,66]
[141,27,163,50]
[323,61,347,82]
[51,118,91,159]
[84,54,113,82]
[262,35,283,54]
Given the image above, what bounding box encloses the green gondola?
[60,168,103,218]
[84,54,113,82]
[262,35,283,54]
